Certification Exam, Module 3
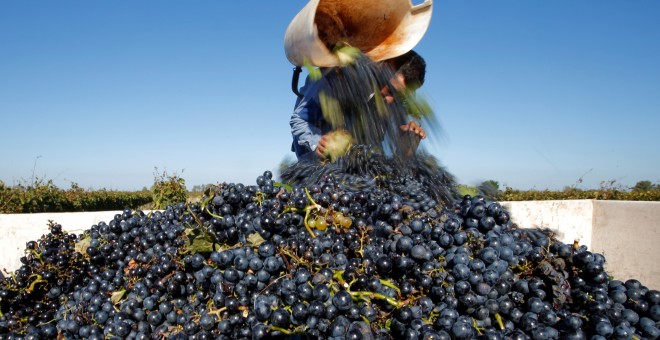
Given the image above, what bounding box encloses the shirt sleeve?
[290,77,325,155]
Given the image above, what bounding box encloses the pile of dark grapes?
[1,169,659,339]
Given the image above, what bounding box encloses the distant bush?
[0,181,21,213]
[459,179,660,202]
[457,185,479,197]
[499,187,660,201]
[0,179,152,214]
[150,168,188,209]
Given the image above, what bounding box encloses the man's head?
[387,50,426,90]
[381,50,426,104]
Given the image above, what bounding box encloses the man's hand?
[398,121,426,158]
[315,133,331,160]
[315,129,353,160]
[400,121,426,140]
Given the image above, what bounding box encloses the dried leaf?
[247,233,266,247]
[75,235,91,256]
[124,259,140,275]
[110,289,126,305]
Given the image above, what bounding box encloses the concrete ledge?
[1,201,659,289]
[591,201,660,289]
[502,200,660,289]
[0,211,124,274]
[502,200,595,248]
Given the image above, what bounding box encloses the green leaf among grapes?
[189,231,213,251]
[273,182,292,192]
[183,226,216,254]
[188,237,215,254]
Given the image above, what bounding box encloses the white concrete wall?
[0,211,123,275]
[591,201,660,289]
[502,200,660,289]
[1,201,659,289]
[501,200,595,248]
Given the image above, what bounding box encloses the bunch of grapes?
[1,168,659,339]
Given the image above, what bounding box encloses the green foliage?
[478,180,501,200]
[632,180,658,192]
[499,180,660,201]
[481,180,500,191]
[16,179,65,212]
[460,178,659,201]
[457,185,479,197]
[499,186,660,201]
[150,168,188,209]
[0,180,20,213]
[0,179,152,213]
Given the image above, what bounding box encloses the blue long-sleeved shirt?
[289,72,335,161]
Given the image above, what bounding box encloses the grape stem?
[187,207,205,228]
[259,274,290,295]
[494,313,505,330]
[279,247,309,269]
[28,250,44,265]
[332,270,348,287]
[379,279,401,294]
[303,188,321,238]
[269,325,305,335]
[348,290,401,308]
[253,191,266,206]
[25,274,46,294]
[201,195,223,219]
[355,226,370,257]
[331,271,400,308]
[207,306,227,318]
[472,318,485,335]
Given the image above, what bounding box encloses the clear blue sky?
[1,1,658,191]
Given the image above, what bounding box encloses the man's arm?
[290,78,326,159]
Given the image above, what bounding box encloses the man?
[290,50,427,161]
